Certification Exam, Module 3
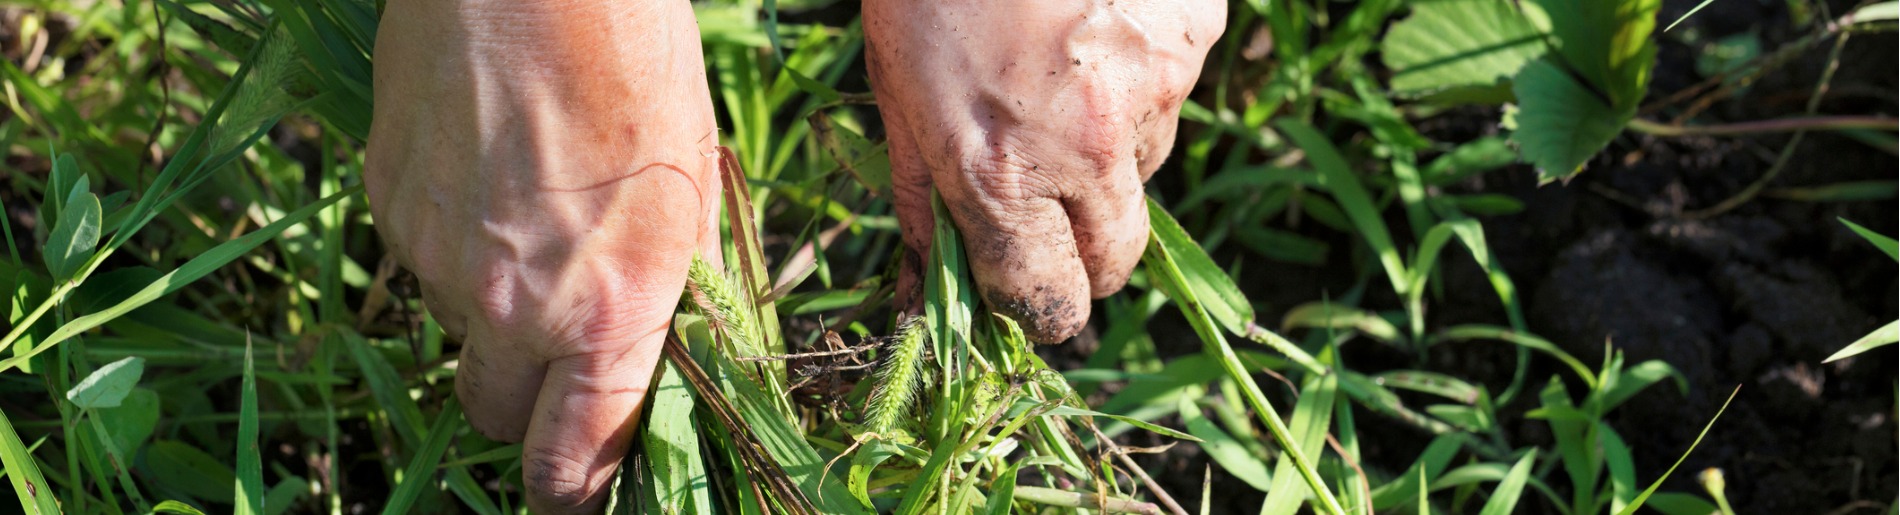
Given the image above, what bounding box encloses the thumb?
[519,337,664,513]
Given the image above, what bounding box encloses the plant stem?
[1626,115,1896,137]
[1011,486,1164,515]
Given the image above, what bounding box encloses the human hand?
[363,1,720,512]
[865,0,1224,342]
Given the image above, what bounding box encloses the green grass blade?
[1145,228,1344,515]
[1277,120,1406,296]
[1614,385,1742,515]
[1434,325,1596,389]
[1259,372,1339,514]
[382,399,463,515]
[1477,452,1536,515]
[235,340,264,515]
[1664,0,1722,32]
[0,407,60,514]
[152,500,208,514]
[644,360,711,515]
[1824,319,1898,363]
[0,186,361,373]
[1179,395,1272,491]
[1839,218,1898,261]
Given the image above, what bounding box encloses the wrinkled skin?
[367,0,1221,512]
[866,0,1225,343]
[363,1,720,512]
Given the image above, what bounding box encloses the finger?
[940,164,1093,343]
[1063,163,1150,298]
[453,323,545,442]
[880,93,937,314]
[520,345,660,514]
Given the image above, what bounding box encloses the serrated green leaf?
[1531,0,1660,107]
[1510,59,1633,180]
[66,356,144,408]
[1383,0,1546,95]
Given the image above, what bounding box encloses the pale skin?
[364,0,1222,512]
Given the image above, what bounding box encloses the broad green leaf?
[1531,0,1660,107]
[44,191,101,281]
[1510,59,1634,181]
[236,343,264,515]
[1839,218,1898,262]
[0,406,60,514]
[1478,452,1536,515]
[96,388,161,458]
[1824,320,1898,363]
[66,356,145,408]
[1383,0,1546,95]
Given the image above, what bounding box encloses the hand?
[363,1,720,512]
[865,0,1225,342]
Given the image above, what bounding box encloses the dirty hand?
[363,1,720,512]
[865,0,1224,343]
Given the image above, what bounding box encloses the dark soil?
[1087,1,1898,513]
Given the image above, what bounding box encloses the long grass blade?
[1614,385,1742,515]
[235,340,264,515]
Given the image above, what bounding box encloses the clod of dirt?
[1530,229,1722,386]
